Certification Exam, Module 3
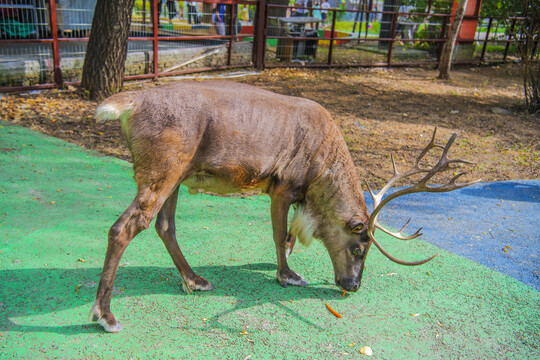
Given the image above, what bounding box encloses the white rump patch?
[95,101,134,141]
[95,103,131,122]
[289,204,316,247]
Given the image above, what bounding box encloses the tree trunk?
[519,1,540,113]
[438,0,468,80]
[81,0,136,101]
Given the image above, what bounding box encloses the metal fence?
[0,0,530,92]
[262,1,525,68]
[0,0,257,91]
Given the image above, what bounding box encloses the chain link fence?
[0,0,530,91]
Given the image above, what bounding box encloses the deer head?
[334,128,480,291]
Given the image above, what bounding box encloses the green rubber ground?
[1,121,539,359]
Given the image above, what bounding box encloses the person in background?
[150,0,163,27]
[187,1,200,24]
[397,1,414,41]
[166,0,177,23]
[212,7,225,35]
[292,0,310,17]
[312,1,322,21]
[240,5,250,25]
[321,0,330,26]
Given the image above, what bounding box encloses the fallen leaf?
[359,346,373,356]
[410,313,420,317]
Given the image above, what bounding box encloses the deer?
[90,81,478,332]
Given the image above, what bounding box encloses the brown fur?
[91,81,371,332]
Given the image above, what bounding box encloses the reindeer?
[90,81,478,332]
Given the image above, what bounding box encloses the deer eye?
[352,246,365,257]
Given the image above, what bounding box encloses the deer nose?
[336,278,361,292]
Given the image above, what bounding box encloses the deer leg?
[284,233,296,258]
[90,176,180,332]
[270,185,307,288]
[155,186,214,294]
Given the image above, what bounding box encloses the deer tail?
[95,92,138,128]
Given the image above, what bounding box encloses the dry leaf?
[359,346,373,356]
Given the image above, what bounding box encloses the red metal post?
[254,0,267,70]
[480,17,493,64]
[48,0,64,88]
[153,0,159,79]
[503,18,516,61]
[227,3,236,66]
[327,9,337,66]
[387,11,398,67]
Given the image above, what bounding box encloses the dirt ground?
[1,64,538,188]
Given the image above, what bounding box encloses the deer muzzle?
[336,276,361,292]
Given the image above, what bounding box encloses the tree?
[81,0,137,101]
[518,1,540,113]
[480,0,525,18]
[438,0,469,80]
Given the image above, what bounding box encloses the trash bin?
[291,29,318,59]
[276,17,320,62]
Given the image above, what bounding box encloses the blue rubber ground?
[369,180,540,290]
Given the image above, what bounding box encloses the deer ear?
[347,217,366,233]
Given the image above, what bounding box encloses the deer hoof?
[180,275,214,294]
[276,270,308,288]
[98,318,123,333]
[89,302,123,333]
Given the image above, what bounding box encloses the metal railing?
[0,0,531,92]
[0,0,257,92]
[261,3,526,69]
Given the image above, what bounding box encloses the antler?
[366,128,481,266]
